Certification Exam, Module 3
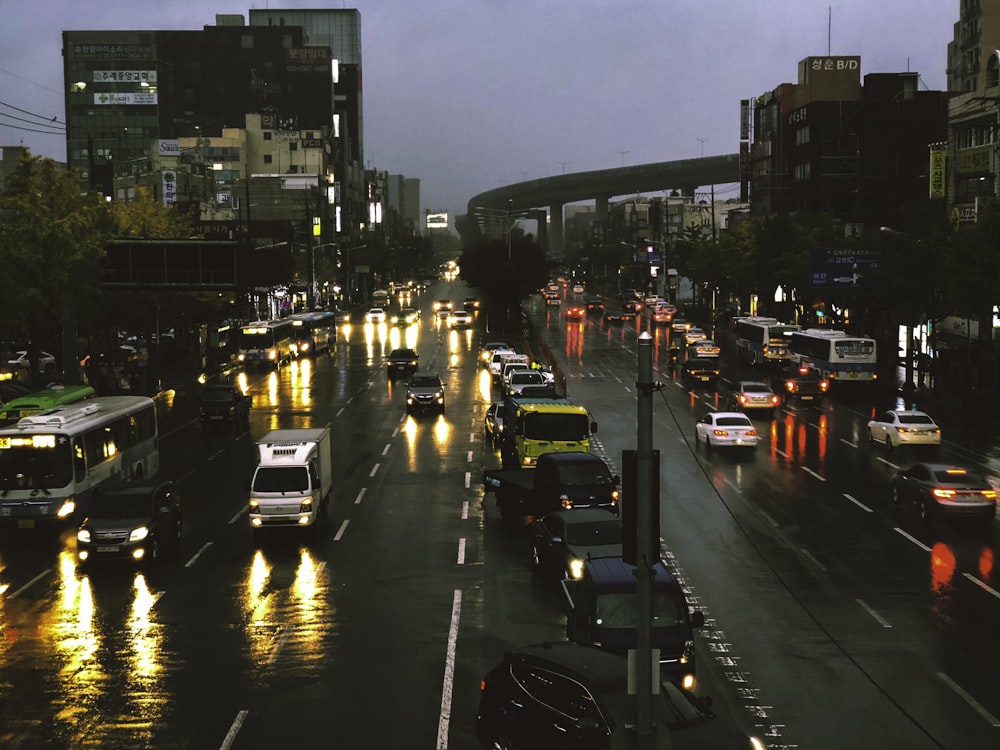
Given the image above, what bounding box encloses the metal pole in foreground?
[635,331,656,749]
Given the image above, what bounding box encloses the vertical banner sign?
[162,171,177,206]
[739,142,750,203]
[740,99,750,141]
[929,147,946,199]
[621,449,660,566]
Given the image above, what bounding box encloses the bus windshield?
[0,437,74,491]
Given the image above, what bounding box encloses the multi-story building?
[748,56,948,230]
[945,0,1000,224]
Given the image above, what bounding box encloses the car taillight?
[932,489,956,499]
[820,380,829,391]
[770,395,780,405]
[785,380,795,392]
[712,429,729,437]
[746,429,758,437]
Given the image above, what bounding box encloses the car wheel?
[885,434,894,450]
[705,434,712,450]
[868,429,875,445]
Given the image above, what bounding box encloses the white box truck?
[248,427,333,534]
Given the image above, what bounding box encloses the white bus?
[289,311,336,356]
[789,328,878,382]
[734,317,800,365]
[237,319,294,368]
[0,396,159,530]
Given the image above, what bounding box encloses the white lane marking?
[775,449,789,459]
[207,449,225,462]
[6,569,51,599]
[268,628,288,665]
[843,493,873,512]
[799,548,827,572]
[464,472,471,489]
[462,501,469,520]
[894,527,932,552]
[392,426,400,437]
[757,510,780,527]
[218,709,249,750]
[382,443,391,456]
[369,463,380,477]
[963,573,1000,601]
[184,542,213,568]
[937,672,1000,726]
[334,520,350,541]
[467,451,473,463]
[724,478,741,493]
[354,487,366,505]
[856,598,892,627]
[469,432,475,443]
[435,589,462,750]
[876,456,901,470]
[839,437,858,448]
[457,538,466,565]
[336,407,345,418]
[228,507,247,525]
[801,466,825,481]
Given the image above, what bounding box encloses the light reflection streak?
[478,370,493,402]
[245,551,275,664]
[54,550,97,680]
[433,415,451,447]
[929,542,956,625]
[979,546,994,584]
[816,412,828,465]
[402,416,418,470]
[565,322,584,362]
[129,574,161,680]
[404,324,419,350]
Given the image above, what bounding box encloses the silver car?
[405,374,446,415]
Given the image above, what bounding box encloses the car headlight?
[129,526,150,543]
[77,528,91,543]
[569,558,585,579]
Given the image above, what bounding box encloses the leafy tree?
[0,155,112,386]
[111,185,193,238]
[458,235,555,333]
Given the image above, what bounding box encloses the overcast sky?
[1,0,959,224]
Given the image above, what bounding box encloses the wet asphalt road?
[0,280,998,749]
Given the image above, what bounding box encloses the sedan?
[432,299,453,312]
[386,348,419,378]
[671,317,691,332]
[485,401,504,444]
[565,305,585,321]
[586,299,605,313]
[867,410,941,448]
[529,509,623,581]
[892,463,997,523]
[449,310,472,328]
[695,412,760,449]
[692,339,721,358]
[684,327,708,346]
[729,381,780,414]
[364,308,386,324]
[8,350,56,373]
[571,283,585,294]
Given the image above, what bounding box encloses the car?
[476,641,764,750]
[463,296,481,311]
[529,508,623,581]
[364,308,386,324]
[671,317,691,332]
[485,400,505,444]
[504,369,547,396]
[891,463,997,523]
[198,383,252,430]
[432,299,454,312]
[651,307,673,325]
[692,338,721,357]
[729,380,780,414]
[644,294,660,306]
[623,300,642,314]
[681,357,720,387]
[585,299,605,313]
[778,363,829,403]
[76,480,183,566]
[684,326,708,346]
[405,373,446,415]
[386,347,419,378]
[479,341,512,367]
[571,283,585,294]
[867,409,942,448]
[565,305,585,321]
[8,350,56,373]
[603,310,625,325]
[695,411,760,449]
[395,307,420,325]
[449,310,472,328]
[333,308,352,324]
[545,293,561,307]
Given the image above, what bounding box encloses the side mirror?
[690,610,706,628]
[611,475,620,485]
[590,421,598,434]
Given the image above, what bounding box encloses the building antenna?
[827,6,832,56]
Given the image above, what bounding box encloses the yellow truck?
[499,393,596,470]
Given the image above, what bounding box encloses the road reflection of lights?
[816,413,828,463]
[290,357,312,409]
[236,371,249,394]
[433,415,451,447]
[388,326,402,351]
[402,416,419,470]
[448,329,460,353]
[129,574,163,679]
[292,550,327,625]
[450,353,460,368]
[56,550,97,672]
[930,542,957,624]
[0,583,8,596]
[404,325,418,349]
[478,370,492,402]
[980,547,994,584]
[246,551,273,625]
[266,370,279,405]
[781,412,795,459]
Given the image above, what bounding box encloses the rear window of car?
[717,416,751,427]
[898,414,934,425]
[932,468,980,484]
[743,382,770,393]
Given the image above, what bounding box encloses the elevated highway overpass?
[467,153,740,255]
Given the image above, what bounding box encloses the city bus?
[236,319,295,368]
[734,317,800,366]
[0,396,159,530]
[289,311,337,357]
[789,328,878,382]
[0,384,96,424]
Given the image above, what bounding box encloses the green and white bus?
[0,384,95,424]
[0,396,159,530]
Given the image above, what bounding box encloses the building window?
[263,132,272,141]
[263,154,273,164]
[795,127,810,145]
[988,53,1000,88]
[794,162,811,181]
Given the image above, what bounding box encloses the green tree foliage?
[944,199,1000,331]
[111,185,194,238]
[458,235,556,331]
[0,155,112,384]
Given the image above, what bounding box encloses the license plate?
[801,395,813,400]
[849,371,858,378]
[17,519,34,528]
[96,546,119,553]
[210,415,223,420]
[698,376,710,381]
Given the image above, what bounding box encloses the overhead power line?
[0,110,64,131]
[0,99,65,126]
[0,118,65,136]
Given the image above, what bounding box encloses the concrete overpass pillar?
[549,202,564,259]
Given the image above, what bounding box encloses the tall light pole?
[616,150,630,167]
[557,161,569,175]
[506,198,513,260]
[697,138,707,158]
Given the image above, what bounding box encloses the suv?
[198,383,252,430]
[405,373,446,415]
[777,363,829,403]
[477,641,761,750]
[681,357,720,388]
[729,380,780,415]
[386,347,419,378]
[76,480,182,566]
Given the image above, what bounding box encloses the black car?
[76,480,183,566]
[477,641,764,750]
[681,357,720,387]
[405,373,445,415]
[891,463,998,524]
[529,509,623,581]
[198,383,252,430]
[386,347,419,378]
[585,299,605,314]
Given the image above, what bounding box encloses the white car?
[695,411,760,449]
[449,310,472,328]
[684,327,708,346]
[485,401,505,444]
[8,350,56,372]
[365,308,386,324]
[692,339,720,357]
[867,410,941,448]
[504,369,547,396]
[572,283,585,294]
